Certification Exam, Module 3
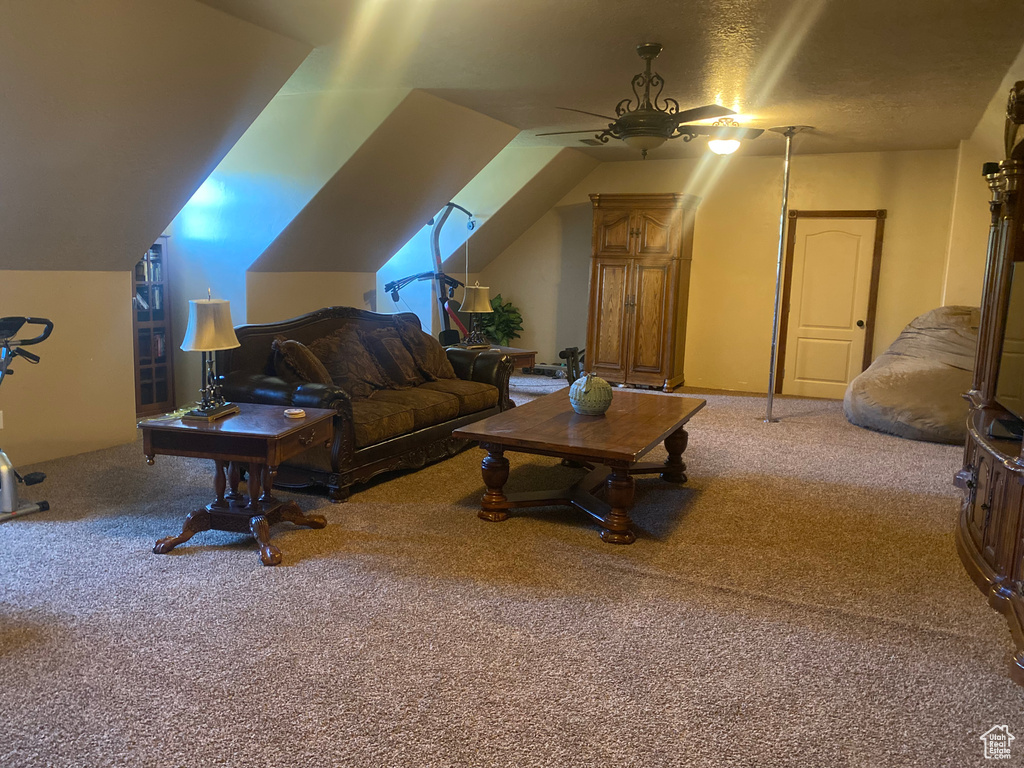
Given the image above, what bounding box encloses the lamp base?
[462,330,491,348]
[181,402,240,422]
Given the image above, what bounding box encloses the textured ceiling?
[198,0,1024,159]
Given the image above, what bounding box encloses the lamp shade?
[180,299,240,352]
[461,284,493,314]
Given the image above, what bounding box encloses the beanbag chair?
[843,306,979,444]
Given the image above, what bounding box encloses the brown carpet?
[0,384,1018,767]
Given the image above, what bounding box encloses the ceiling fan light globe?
[623,134,667,152]
[707,138,741,155]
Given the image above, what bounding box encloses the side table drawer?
[278,421,332,463]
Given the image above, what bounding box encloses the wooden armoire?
[585,193,698,390]
[955,80,1024,685]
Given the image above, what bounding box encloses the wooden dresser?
[955,80,1024,685]
[585,193,699,391]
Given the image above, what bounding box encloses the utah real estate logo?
[980,725,1015,759]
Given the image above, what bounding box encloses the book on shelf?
[135,291,149,311]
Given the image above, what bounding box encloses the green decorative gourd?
[569,373,613,416]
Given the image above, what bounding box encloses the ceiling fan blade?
[685,125,765,140]
[675,104,736,125]
[684,125,765,140]
[556,106,617,121]
[536,128,606,136]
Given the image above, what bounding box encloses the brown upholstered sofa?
[219,306,513,501]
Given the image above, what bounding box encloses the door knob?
[856,320,865,328]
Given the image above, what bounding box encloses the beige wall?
[481,149,958,393]
[941,139,995,306]
[0,0,309,272]
[246,272,378,325]
[942,44,1024,305]
[0,271,136,465]
[478,205,592,361]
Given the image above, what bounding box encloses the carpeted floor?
[0,381,1019,767]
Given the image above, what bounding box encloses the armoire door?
[593,208,633,257]
[633,208,681,259]
[627,258,674,382]
[586,258,631,382]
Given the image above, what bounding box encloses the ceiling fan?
[538,42,764,158]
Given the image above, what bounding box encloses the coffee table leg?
[480,448,510,522]
[250,515,282,566]
[600,468,636,544]
[154,509,211,554]
[661,427,688,484]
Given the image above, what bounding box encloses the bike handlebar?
[16,317,53,346]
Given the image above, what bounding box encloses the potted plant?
[479,293,523,346]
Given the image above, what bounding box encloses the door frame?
[774,209,886,395]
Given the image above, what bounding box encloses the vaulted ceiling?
[198,0,1024,159]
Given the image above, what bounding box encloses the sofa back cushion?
[395,317,457,381]
[271,337,333,386]
[219,308,435,389]
[307,327,388,399]
[359,326,426,388]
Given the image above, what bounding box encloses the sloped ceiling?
[250,90,518,273]
[0,0,310,271]
[442,148,600,274]
[198,0,1024,159]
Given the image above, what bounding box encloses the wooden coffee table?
[139,403,335,565]
[453,390,705,543]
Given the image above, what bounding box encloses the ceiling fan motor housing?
[612,109,684,139]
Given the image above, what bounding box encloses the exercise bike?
[0,316,53,523]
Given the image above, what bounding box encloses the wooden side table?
[489,345,536,372]
[139,403,335,566]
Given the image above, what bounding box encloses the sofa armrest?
[221,373,356,475]
[221,373,354,418]
[445,348,515,410]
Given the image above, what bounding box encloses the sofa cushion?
[359,326,426,388]
[419,379,499,416]
[395,317,457,381]
[349,398,416,448]
[307,327,387,399]
[271,337,333,386]
[371,387,460,430]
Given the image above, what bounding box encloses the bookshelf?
[132,237,175,416]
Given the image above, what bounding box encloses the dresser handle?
[298,430,316,447]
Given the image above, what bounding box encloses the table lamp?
[460,283,493,348]
[180,296,240,421]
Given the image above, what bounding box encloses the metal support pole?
[765,125,812,423]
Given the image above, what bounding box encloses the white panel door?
[781,218,877,398]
